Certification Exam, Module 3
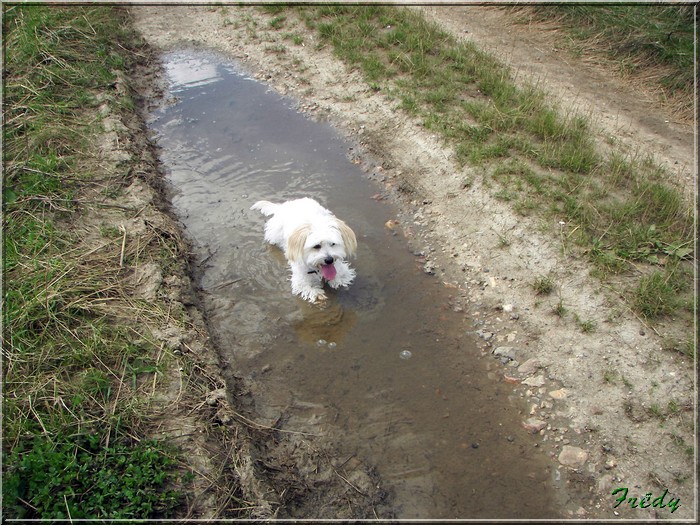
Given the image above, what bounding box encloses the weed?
[269,15,286,29]
[497,232,511,248]
[532,275,555,295]
[553,300,567,318]
[579,319,597,333]
[602,369,617,384]
[633,265,688,319]
[646,403,664,419]
[2,435,182,519]
[285,32,304,45]
[670,433,695,458]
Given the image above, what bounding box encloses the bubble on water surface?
[399,350,412,360]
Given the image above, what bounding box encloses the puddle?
[149,50,563,519]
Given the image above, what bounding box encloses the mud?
[130,5,696,520]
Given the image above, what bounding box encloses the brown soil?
[121,5,695,520]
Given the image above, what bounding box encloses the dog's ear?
[336,219,357,257]
[286,224,312,262]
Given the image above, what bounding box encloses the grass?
[532,275,555,295]
[2,5,234,518]
[273,5,694,323]
[508,4,695,119]
[3,435,180,519]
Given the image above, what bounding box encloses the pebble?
[476,330,494,341]
[558,445,588,467]
[493,346,517,360]
[604,457,617,470]
[518,357,541,376]
[597,473,614,492]
[205,388,227,406]
[522,374,546,387]
[549,388,568,399]
[522,418,547,433]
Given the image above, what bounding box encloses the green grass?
[279,5,694,322]
[532,275,555,295]
[2,435,180,519]
[2,5,189,518]
[509,4,695,116]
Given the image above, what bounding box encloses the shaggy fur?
[251,197,357,303]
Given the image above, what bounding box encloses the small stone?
[604,457,617,470]
[493,346,517,360]
[549,388,568,399]
[522,418,546,433]
[522,374,546,387]
[558,445,588,467]
[598,474,614,492]
[206,388,227,406]
[477,330,494,341]
[518,357,541,376]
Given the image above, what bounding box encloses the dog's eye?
[330,242,336,247]
[313,244,322,250]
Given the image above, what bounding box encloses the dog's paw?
[294,285,327,304]
[313,293,329,306]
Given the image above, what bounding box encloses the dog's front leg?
[290,264,326,303]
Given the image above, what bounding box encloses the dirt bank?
[129,5,696,519]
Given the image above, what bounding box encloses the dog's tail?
[251,200,277,216]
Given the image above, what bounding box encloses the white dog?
[251,197,357,303]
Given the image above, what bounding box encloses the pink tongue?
[320,263,337,280]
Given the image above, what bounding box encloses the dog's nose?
[324,256,334,265]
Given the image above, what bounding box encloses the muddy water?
[150,50,562,519]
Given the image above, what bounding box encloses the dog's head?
[286,219,357,280]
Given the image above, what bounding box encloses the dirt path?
[420,6,695,197]
[130,5,696,519]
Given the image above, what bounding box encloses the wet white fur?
[251,198,357,303]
